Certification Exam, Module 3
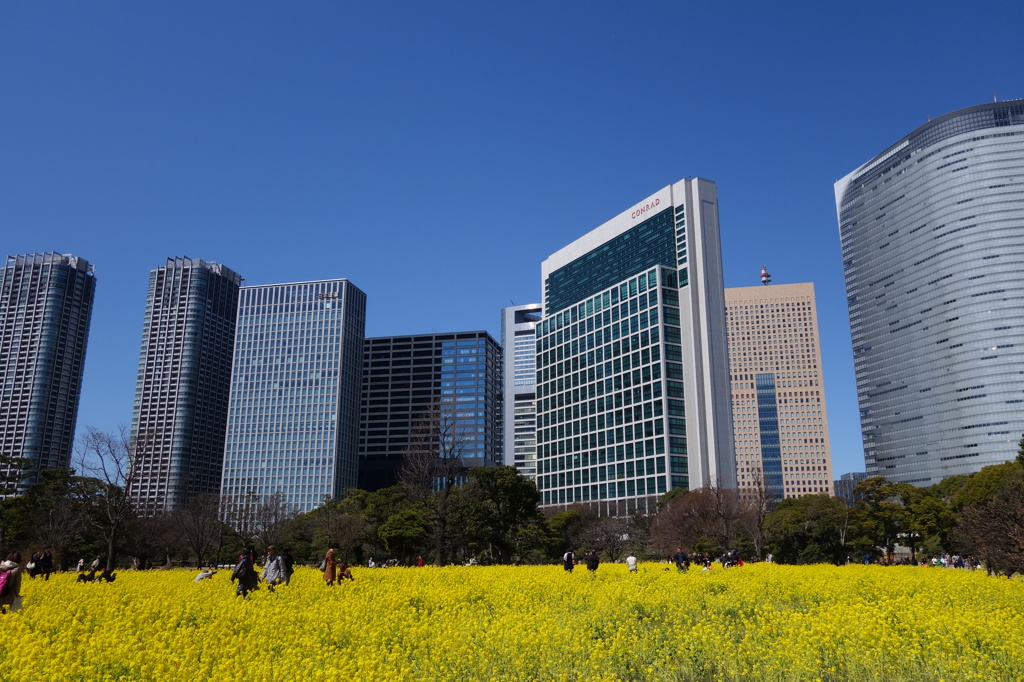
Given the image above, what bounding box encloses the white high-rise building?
[535,178,735,514]
[501,304,542,479]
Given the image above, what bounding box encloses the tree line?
[2,429,1023,574]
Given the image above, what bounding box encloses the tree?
[378,508,430,562]
[74,426,148,571]
[399,398,475,565]
[303,492,370,563]
[764,494,847,564]
[953,468,1024,576]
[849,477,906,563]
[737,468,777,561]
[544,508,586,560]
[648,484,745,558]
[0,467,94,563]
[250,492,294,550]
[362,484,427,562]
[453,466,545,564]
[898,485,955,561]
[171,492,229,567]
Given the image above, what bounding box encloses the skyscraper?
[835,101,1024,485]
[725,282,834,500]
[501,304,542,479]
[359,331,503,491]
[535,178,735,515]
[128,257,243,514]
[0,252,96,491]
[220,279,366,515]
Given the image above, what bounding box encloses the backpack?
[232,557,250,581]
[0,570,10,598]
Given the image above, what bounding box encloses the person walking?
[232,547,259,598]
[27,551,43,579]
[562,549,575,572]
[262,546,286,592]
[626,551,638,573]
[281,547,295,586]
[323,545,338,586]
[584,550,599,573]
[0,552,26,614]
[39,551,54,580]
[673,547,689,571]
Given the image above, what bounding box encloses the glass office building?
[501,304,543,479]
[128,257,243,514]
[220,279,366,514]
[536,178,735,514]
[726,282,834,499]
[835,100,1024,485]
[0,253,95,493]
[359,331,502,491]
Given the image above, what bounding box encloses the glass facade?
[538,178,734,514]
[220,279,366,514]
[836,101,1024,485]
[535,266,680,511]
[0,253,95,492]
[544,208,676,314]
[129,257,242,514]
[359,331,503,491]
[754,374,783,498]
[502,305,542,479]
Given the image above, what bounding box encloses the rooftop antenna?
[760,265,771,285]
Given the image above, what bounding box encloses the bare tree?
[74,426,152,571]
[399,398,475,565]
[309,494,368,559]
[649,483,744,558]
[738,469,777,560]
[250,492,294,550]
[171,492,228,567]
[582,515,630,561]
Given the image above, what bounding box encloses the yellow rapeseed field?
[2,562,1022,681]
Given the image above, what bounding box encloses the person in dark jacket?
[584,551,599,573]
[232,547,259,597]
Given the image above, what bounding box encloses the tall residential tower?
[220,279,366,515]
[128,257,243,514]
[725,282,834,499]
[535,178,735,514]
[835,101,1024,485]
[0,253,96,492]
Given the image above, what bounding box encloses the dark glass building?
[128,257,243,514]
[0,252,96,492]
[358,331,503,492]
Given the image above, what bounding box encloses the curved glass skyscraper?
[835,101,1024,485]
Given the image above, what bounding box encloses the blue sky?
[2,1,1021,479]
